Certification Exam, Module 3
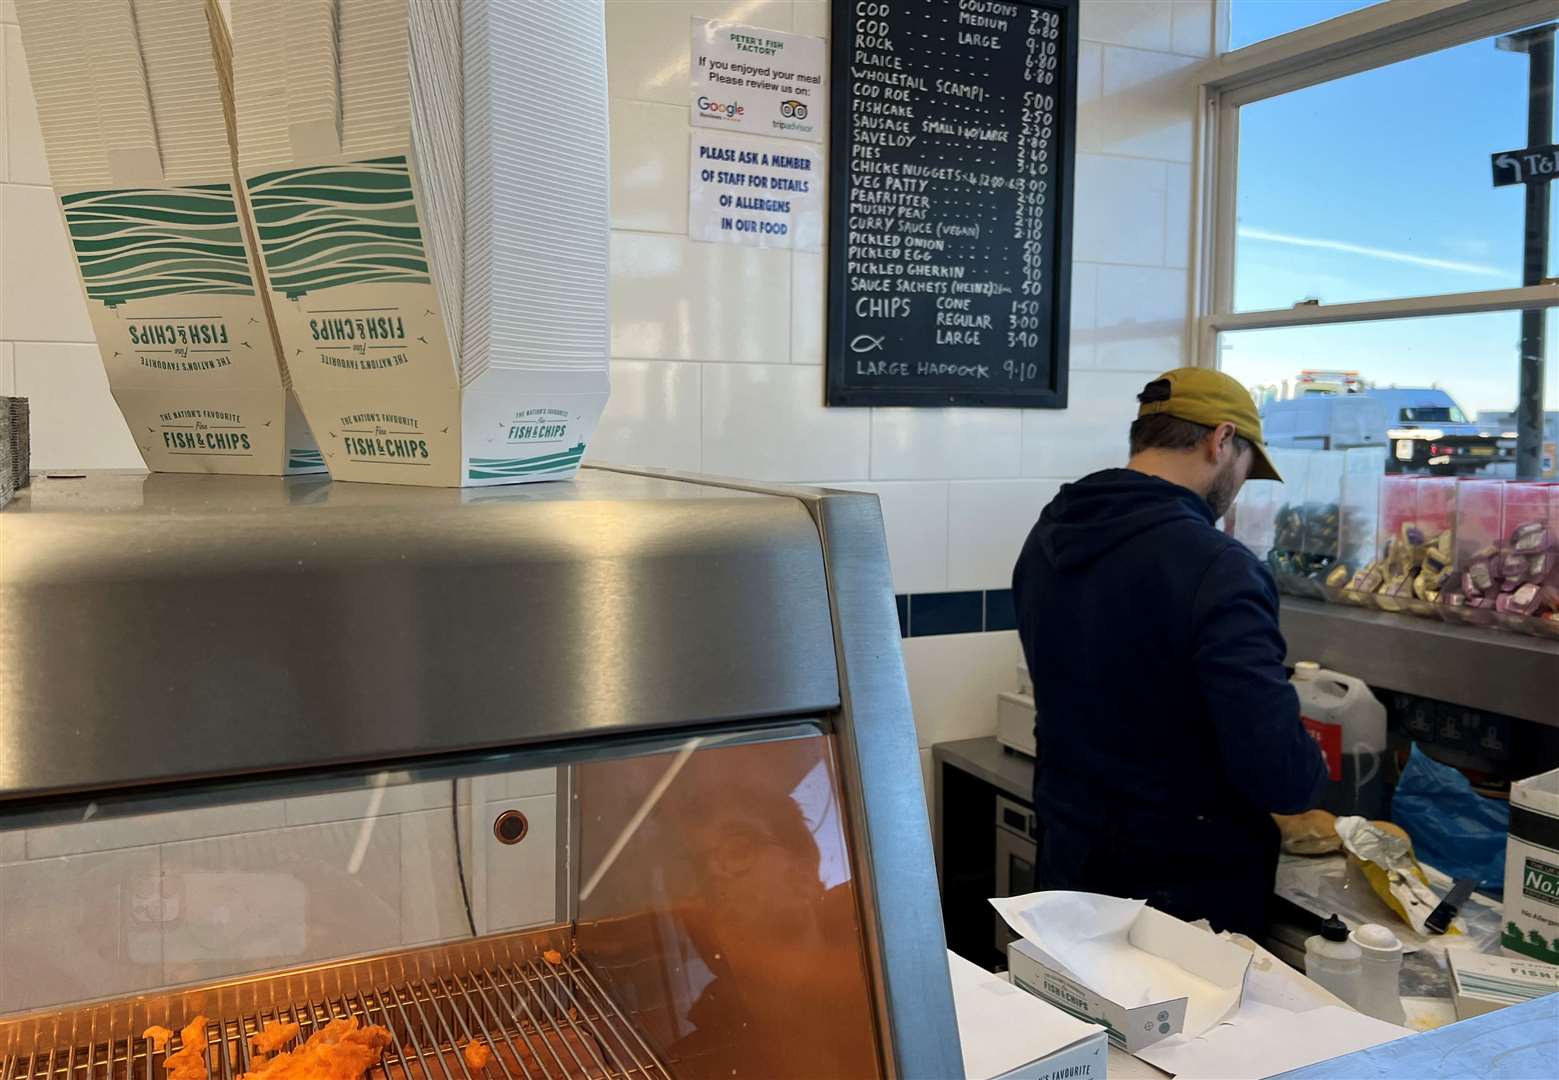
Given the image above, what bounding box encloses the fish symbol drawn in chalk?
[851,334,887,353]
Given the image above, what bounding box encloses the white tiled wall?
[0,0,1213,863]
[0,770,558,1013]
[586,0,1209,813]
[592,0,1205,586]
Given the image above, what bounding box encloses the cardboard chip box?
[948,951,1107,1080]
[229,0,611,486]
[1502,765,1559,966]
[14,0,323,476]
[1005,907,1252,1054]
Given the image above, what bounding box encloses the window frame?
[1192,0,1559,368]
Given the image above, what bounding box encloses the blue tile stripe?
[898,589,1018,637]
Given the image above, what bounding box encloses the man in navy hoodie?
[1012,367,1326,938]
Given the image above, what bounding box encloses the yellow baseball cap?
[1136,367,1282,482]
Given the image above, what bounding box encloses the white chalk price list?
[1007,7,1061,386]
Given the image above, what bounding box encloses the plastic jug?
[1291,661,1389,819]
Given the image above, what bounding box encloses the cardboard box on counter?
[1450,949,1558,1019]
[13,0,322,477]
[948,951,1107,1080]
[1004,901,1252,1054]
[1502,765,1559,966]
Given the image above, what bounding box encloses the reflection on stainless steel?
[809,490,963,1078]
[576,735,882,1080]
[0,470,839,800]
[0,929,669,1080]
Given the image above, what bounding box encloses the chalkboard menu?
[827,0,1077,408]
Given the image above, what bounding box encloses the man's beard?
[1206,456,1241,520]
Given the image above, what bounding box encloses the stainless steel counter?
[1274,993,1558,1078]
[1280,598,1559,727]
[932,736,1034,803]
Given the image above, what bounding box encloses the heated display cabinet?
[0,470,959,1079]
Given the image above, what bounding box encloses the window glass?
[1229,1,1382,51]
[1221,310,1559,461]
[1400,405,1468,424]
[1234,24,1555,311]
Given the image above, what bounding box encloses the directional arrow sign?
[1492,143,1559,187]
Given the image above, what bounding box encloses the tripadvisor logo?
[508,408,570,444]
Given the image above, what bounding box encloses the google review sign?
[691,18,826,144]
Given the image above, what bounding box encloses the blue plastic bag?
[1390,744,1509,897]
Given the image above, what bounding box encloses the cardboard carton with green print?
[228,0,611,486]
[14,0,323,475]
[1503,766,1559,966]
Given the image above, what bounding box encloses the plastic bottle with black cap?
[1304,913,1364,1007]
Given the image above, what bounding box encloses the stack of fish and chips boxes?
[0,400,12,508]
[15,0,323,475]
[229,0,611,485]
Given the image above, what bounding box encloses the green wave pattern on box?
[246,157,430,299]
[468,444,586,481]
[60,185,255,307]
[288,449,325,471]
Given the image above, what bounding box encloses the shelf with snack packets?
[1231,449,1559,641]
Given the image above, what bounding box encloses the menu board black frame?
[826,0,1078,409]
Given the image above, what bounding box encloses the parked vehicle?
[1295,369,1366,396]
[1261,388,1515,475]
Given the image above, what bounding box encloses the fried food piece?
[240,1018,393,1080]
[164,1017,211,1080]
[250,1022,302,1055]
[458,1029,598,1080]
[462,1041,493,1072]
[542,949,564,966]
[144,1028,174,1054]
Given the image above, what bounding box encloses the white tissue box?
[949,952,1107,1080]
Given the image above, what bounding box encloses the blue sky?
[1219,1,1558,414]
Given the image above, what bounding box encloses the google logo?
[697,96,745,118]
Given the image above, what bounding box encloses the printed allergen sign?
[691,19,826,143]
[690,130,823,251]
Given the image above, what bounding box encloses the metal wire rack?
[0,953,671,1080]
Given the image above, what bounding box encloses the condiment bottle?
[1349,923,1406,1025]
[1304,913,1363,1007]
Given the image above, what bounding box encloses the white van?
[1260,394,1393,451]
[1261,389,1511,474]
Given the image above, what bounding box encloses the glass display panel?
[0,726,877,1080]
